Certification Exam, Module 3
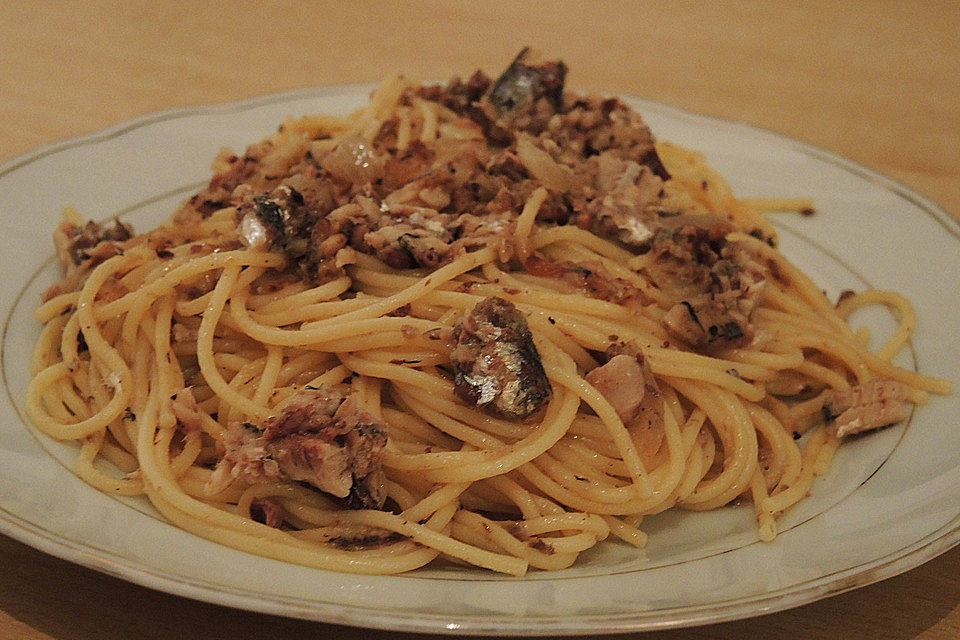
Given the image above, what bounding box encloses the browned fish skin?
[488,47,568,120]
[452,296,552,418]
[246,185,314,261]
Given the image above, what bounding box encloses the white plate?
[1,85,958,635]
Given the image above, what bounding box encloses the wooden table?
[1,2,958,638]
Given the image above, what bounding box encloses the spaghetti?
[27,51,951,575]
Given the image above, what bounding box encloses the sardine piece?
[591,344,665,451]
[364,223,453,269]
[249,497,284,528]
[239,184,343,281]
[488,48,567,119]
[661,292,755,351]
[211,386,388,509]
[822,379,910,437]
[585,354,649,424]
[53,217,133,272]
[452,296,552,418]
[251,185,309,249]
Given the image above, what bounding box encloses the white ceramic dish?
[1,85,958,635]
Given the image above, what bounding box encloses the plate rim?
[0,83,958,635]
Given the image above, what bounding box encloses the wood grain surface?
[1,2,958,638]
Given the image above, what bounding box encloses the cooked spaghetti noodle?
[27,52,951,575]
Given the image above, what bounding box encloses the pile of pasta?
[27,72,950,576]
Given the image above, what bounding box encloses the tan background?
[1,1,958,638]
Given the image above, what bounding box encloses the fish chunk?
[488,48,567,120]
[210,386,388,509]
[452,296,552,418]
[822,378,910,437]
[587,344,666,452]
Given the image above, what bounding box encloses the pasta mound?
[27,51,950,575]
